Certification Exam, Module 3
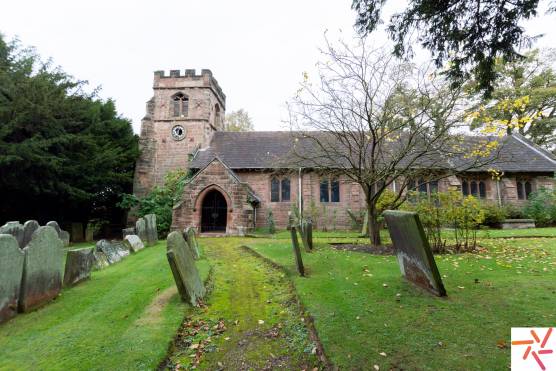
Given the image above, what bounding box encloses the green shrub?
[503,203,526,219]
[523,188,556,226]
[119,169,190,238]
[267,209,276,234]
[481,202,507,226]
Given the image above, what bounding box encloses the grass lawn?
[246,234,556,370]
[0,242,210,370]
[252,226,556,241]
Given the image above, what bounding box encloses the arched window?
[281,178,291,201]
[479,181,486,199]
[172,93,189,117]
[270,177,280,202]
[525,181,532,198]
[462,180,469,196]
[270,176,290,202]
[320,179,329,202]
[517,179,533,200]
[470,181,478,196]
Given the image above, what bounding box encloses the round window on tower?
[171,125,186,141]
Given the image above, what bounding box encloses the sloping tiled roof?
[190,131,556,173]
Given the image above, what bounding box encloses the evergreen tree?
[0,34,139,227]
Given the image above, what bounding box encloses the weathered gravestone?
[122,227,135,239]
[92,249,110,270]
[290,225,305,276]
[85,223,94,242]
[95,239,129,265]
[123,234,144,253]
[22,220,40,248]
[299,219,313,252]
[144,213,158,246]
[136,217,147,243]
[0,234,25,323]
[70,222,84,242]
[63,248,94,287]
[60,230,70,247]
[0,221,24,248]
[383,210,447,296]
[166,231,205,306]
[19,226,64,312]
[46,221,70,246]
[183,227,200,259]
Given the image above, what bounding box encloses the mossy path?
[163,237,321,370]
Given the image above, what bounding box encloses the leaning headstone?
[0,234,25,323]
[136,217,147,243]
[183,227,200,259]
[166,231,205,306]
[122,227,135,239]
[19,226,64,312]
[63,248,94,287]
[70,222,84,242]
[144,213,158,246]
[22,220,40,248]
[0,221,25,248]
[95,239,129,265]
[383,210,447,296]
[123,235,144,253]
[290,225,305,276]
[60,230,70,247]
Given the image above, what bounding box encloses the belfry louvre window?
[516,179,533,200]
[461,179,487,199]
[270,177,290,202]
[172,93,189,117]
[320,178,340,203]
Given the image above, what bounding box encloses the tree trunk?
[367,202,382,247]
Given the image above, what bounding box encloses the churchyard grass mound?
[245,234,556,369]
[0,241,210,370]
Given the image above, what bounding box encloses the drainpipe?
[298,168,303,219]
[496,171,505,206]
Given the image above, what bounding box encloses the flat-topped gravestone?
[19,226,64,312]
[0,234,25,323]
[0,221,24,248]
[383,210,447,297]
[70,222,84,242]
[166,231,205,306]
[123,235,144,253]
[122,227,135,238]
[63,248,94,287]
[95,239,129,265]
[85,224,94,242]
[183,227,200,259]
[22,220,40,248]
[144,213,158,246]
[136,218,147,242]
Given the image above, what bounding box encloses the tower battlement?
[153,69,225,106]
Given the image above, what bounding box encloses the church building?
[133,69,556,235]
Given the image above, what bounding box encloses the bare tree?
[286,37,500,247]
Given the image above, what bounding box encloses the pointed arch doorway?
[201,189,227,232]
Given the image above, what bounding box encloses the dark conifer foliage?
[0,34,139,227]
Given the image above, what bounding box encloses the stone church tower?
[133,69,226,197]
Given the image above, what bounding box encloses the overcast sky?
[1,1,554,133]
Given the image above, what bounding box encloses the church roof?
[189,131,556,173]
